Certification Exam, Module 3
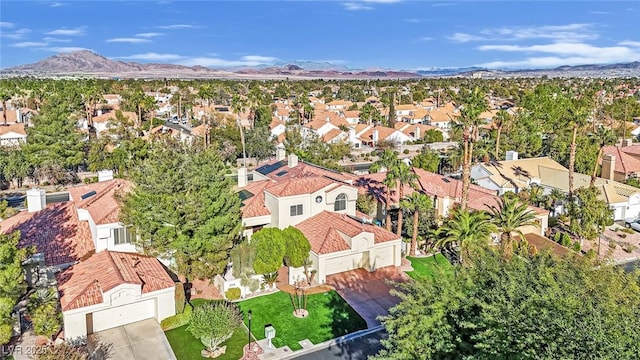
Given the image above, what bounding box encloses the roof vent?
[80,190,97,200]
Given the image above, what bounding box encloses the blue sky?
[1,0,639,70]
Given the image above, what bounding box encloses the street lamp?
[247,310,253,351]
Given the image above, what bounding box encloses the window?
[290,204,303,216]
[114,226,135,245]
[334,193,347,211]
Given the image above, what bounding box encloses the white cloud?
[476,42,640,69]
[449,23,596,43]
[363,0,401,3]
[10,42,48,48]
[342,2,373,11]
[0,22,14,28]
[404,19,422,23]
[619,40,640,47]
[105,38,152,43]
[45,46,91,53]
[420,37,434,41]
[178,55,279,67]
[432,2,456,7]
[1,28,31,39]
[118,53,184,61]
[45,27,86,36]
[156,24,198,29]
[50,2,66,7]
[590,11,609,15]
[43,37,71,43]
[135,32,163,38]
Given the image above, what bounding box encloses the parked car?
[624,218,640,232]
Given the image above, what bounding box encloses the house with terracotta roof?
[355,125,412,147]
[471,153,640,221]
[326,100,353,111]
[394,122,444,142]
[232,152,401,286]
[0,123,27,147]
[57,251,175,339]
[600,144,640,181]
[90,110,138,135]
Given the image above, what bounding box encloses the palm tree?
[392,163,419,236]
[400,192,432,256]
[370,150,401,231]
[489,196,539,259]
[433,208,496,264]
[458,87,488,210]
[493,109,513,160]
[231,94,248,167]
[566,103,589,226]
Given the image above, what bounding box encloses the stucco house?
[57,251,175,339]
[0,123,27,147]
[230,152,402,288]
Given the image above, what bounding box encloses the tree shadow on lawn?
[318,291,369,359]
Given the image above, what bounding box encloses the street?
[292,329,386,360]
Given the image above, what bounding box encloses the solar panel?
[256,160,286,175]
[276,171,288,177]
[238,189,254,202]
[80,190,97,199]
[442,178,450,183]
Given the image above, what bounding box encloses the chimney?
[602,154,615,180]
[623,138,633,147]
[237,167,248,187]
[276,148,286,161]
[348,128,357,145]
[288,154,299,168]
[372,129,379,145]
[26,188,46,213]
[505,150,518,161]
[97,169,114,182]
[325,116,331,123]
[414,126,421,139]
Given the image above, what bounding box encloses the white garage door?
[375,245,395,268]
[91,299,156,333]
[325,255,359,275]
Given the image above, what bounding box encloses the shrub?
[187,302,242,352]
[403,149,410,154]
[240,276,260,293]
[160,305,193,331]
[35,341,89,360]
[571,241,581,252]
[225,287,241,301]
[83,177,98,184]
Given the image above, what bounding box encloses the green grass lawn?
[406,254,454,280]
[165,299,246,360]
[236,290,366,351]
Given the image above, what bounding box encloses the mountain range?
[2,50,639,79]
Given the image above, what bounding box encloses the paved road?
[292,329,386,360]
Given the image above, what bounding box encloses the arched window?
[334,193,347,211]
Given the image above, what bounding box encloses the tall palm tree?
[231,94,248,167]
[433,208,496,264]
[489,196,539,259]
[370,150,401,231]
[392,163,419,236]
[566,103,589,226]
[493,109,513,160]
[400,192,432,256]
[458,87,488,210]
[590,126,617,186]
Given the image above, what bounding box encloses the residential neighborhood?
[1,68,640,360]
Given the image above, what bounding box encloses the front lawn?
[236,290,366,351]
[406,254,453,280]
[165,323,246,360]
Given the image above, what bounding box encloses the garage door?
[375,246,395,268]
[91,299,156,333]
[325,255,358,276]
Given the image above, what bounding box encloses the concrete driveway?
[88,318,176,360]
[326,266,409,328]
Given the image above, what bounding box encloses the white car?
[624,218,640,232]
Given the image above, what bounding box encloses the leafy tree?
[282,226,311,268]
[489,196,539,259]
[0,297,14,344]
[375,249,640,360]
[412,149,440,173]
[392,163,418,236]
[0,231,28,301]
[356,193,375,215]
[400,192,432,256]
[187,302,242,353]
[370,149,401,231]
[432,208,495,264]
[251,228,286,274]
[423,129,444,143]
[245,124,275,162]
[570,186,614,240]
[120,143,242,280]
[230,239,257,278]
[31,301,61,340]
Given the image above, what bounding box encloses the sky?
[1,0,640,70]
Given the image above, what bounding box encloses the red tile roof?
[68,179,132,225]
[0,203,95,267]
[295,211,399,254]
[265,176,342,197]
[239,180,273,218]
[258,159,355,183]
[602,146,640,174]
[57,251,175,311]
[0,123,27,136]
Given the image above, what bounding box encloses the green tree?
[0,297,15,344]
[400,192,432,256]
[245,124,275,162]
[282,226,311,268]
[0,231,28,301]
[423,129,444,143]
[120,143,242,280]
[370,149,401,231]
[230,239,257,278]
[433,208,496,264]
[570,186,614,240]
[392,163,418,237]
[356,193,375,215]
[375,250,640,360]
[489,196,539,259]
[412,149,440,173]
[252,228,286,274]
[187,302,242,353]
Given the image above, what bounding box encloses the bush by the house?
[35,341,89,360]
[161,305,193,331]
[225,287,241,301]
[186,302,242,353]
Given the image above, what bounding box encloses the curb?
[278,325,385,360]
